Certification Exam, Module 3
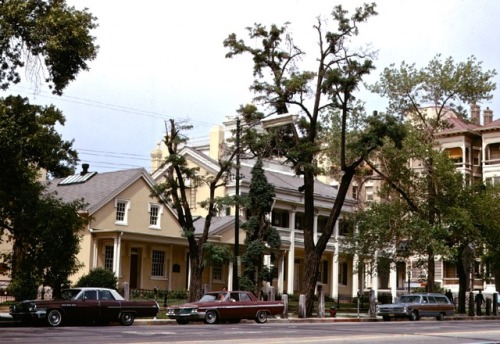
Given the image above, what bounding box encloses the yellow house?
[43,165,188,291]
[151,117,359,299]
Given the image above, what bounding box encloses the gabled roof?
[45,167,159,215]
[437,116,481,137]
[478,118,500,132]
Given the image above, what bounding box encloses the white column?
[313,211,319,245]
[331,220,339,298]
[277,253,284,295]
[389,261,397,302]
[113,233,122,279]
[352,253,359,298]
[228,260,233,291]
[287,209,296,294]
[92,238,98,269]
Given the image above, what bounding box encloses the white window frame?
[151,249,166,279]
[148,203,163,229]
[104,245,114,271]
[211,262,224,283]
[115,198,130,225]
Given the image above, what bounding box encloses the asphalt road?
[3,320,500,344]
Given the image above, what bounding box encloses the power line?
[7,86,222,128]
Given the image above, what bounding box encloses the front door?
[130,248,140,289]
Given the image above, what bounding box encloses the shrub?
[75,267,117,289]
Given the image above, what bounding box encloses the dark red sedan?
[9,287,159,326]
[166,290,284,324]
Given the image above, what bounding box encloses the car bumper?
[10,310,47,321]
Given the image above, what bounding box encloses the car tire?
[119,312,135,326]
[409,310,419,321]
[255,311,268,324]
[382,315,391,321]
[204,310,219,324]
[436,313,445,321]
[47,309,63,327]
[176,318,189,325]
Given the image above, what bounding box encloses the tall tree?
[153,119,237,302]
[224,3,405,316]
[0,96,83,299]
[0,0,98,94]
[367,55,497,295]
[240,159,281,296]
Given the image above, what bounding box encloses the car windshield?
[398,295,420,303]
[61,289,82,300]
[199,293,225,302]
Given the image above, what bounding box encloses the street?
[3,320,500,344]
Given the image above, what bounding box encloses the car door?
[98,289,121,322]
[64,290,99,323]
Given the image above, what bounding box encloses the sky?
[5,0,500,173]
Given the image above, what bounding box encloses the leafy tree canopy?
[0,0,98,94]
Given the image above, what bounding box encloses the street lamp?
[233,117,241,291]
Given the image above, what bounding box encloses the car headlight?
[28,302,37,312]
[403,306,407,312]
[190,308,198,315]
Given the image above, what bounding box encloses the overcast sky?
[5,0,500,173]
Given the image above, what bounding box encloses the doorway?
[130,247,141,289]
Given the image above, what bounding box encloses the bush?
[75,267,117,289]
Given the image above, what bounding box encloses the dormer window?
[115,199,130,225]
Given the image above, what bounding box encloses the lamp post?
[233,117,240,291]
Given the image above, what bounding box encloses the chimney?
[81,163,90,176]
[471,104,480,125]
[483,107,493,125]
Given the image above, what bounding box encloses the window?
[104,245,114,271]
[115,199,130,225]
[151,250,165,278]
[148,203,162,229]
[352,185,358,199]
[212,262,223,282]
[338,219,353,236]
[317,260,328,284]
[365,186,374,201]
[339,262,348,285]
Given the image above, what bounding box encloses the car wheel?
[409,310,419,321]
[47,309,63,327]
[204,310,219,324]
[382,315,391,321]
[119,312,135,326]
[255,311,268,324]
[436,313,445,321]
[176,318,189,325]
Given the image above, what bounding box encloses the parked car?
[166,290,284,324]
[376,293,454,321]
[9,287,159,327]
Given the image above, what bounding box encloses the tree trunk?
[426,246,435,292]
[303,250,320,317]
[188,242,204,302]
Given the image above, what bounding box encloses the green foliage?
[225,3,404,317]
[0,95,82,300]
[240,160,279,293]
[75,267,118,289]
[361,54,497,295]
[202,242,232,268]
[0,0,98,94]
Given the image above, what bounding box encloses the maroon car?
[166,291,284,324]
[9,287,159,326]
